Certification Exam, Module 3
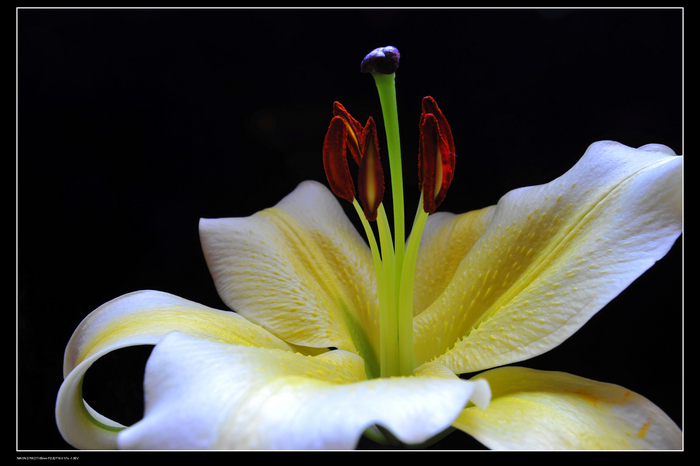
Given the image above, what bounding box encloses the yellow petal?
[413,142,682,372]
[119,332,490,449]
[56,290,293,449]
[200,180,380,373]
[412,206,496,316]
[453,366,681,450]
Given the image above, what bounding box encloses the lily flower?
[55,46,682,450]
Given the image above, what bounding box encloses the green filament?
[398,194,429,376]
[352,199,386,379]
[354,200,398,378]
[376,205,398,377]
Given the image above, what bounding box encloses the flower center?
[322,46,455,378]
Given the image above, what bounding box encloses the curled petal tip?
[361,46,400,75]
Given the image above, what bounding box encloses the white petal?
[118,332,490,450]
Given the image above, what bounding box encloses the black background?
[18,8,683,451]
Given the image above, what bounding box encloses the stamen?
[322,116,356,204]
[418,96,455,213]
[375,204,398,378]
[422,96,455,157]
[325,101,393,377]
[333,102,364,166]
[398,195,428,375]
[323,103,386,224]
[358,117,384,222]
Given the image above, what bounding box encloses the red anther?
[357,117,384,222]
[421,96,455,158]
[323,115,356,204]
[333,102,364,166]
[323,103,385,221]
[418,96,455,213]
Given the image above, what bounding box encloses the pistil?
[363,47,415,377]
[323,46,456,378]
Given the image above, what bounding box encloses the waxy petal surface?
[413,142,682,373]
[200,180,380,374]
[454,366,681,450]
[118,332,490,450]
[56,290,293,449]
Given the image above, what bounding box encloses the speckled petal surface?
[413,142,682,373]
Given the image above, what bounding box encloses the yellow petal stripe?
[454,366,681,450]
[413,142,682,372]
